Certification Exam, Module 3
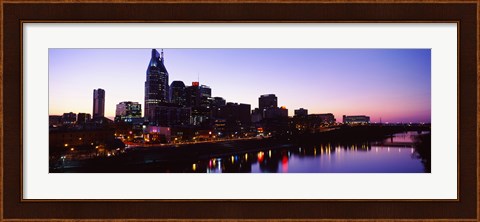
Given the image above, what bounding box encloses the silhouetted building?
[49,115,63,127]
[211,97,226,119]
[185,82,200,108]
[77,113,91,124]
[115,101,142,123]
[217,102,251,134]
[199,85,212,108]
[265,106,288,119]
[259,94,284,119]
[62,112,77,125]
[294,108,308,117]
[212,97,226,107]
[49,127,116,152]
[93,88,105,119]
[259,94,278,110]
[170,80,186,107]
[251,108,263,123]
[145,49,169,123]
[191,106,211,126]
[343,115,370,124]
[310,113,335,125]
[154,104,191,127]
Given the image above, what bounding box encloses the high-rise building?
[199,85,212,108]
[93,88,105,119]
[185,82,200,108]
[259,94,278,110]
[259,94,278,118]
[170,81,186,107]
[145,49,169,123]
[115,101,142,123]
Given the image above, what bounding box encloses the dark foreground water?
[52,131,430,173]
[195,131,428,173]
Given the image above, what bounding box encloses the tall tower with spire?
[144,49,169,123]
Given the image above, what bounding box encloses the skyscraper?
[199,85,212,108]
[170,80,186,107]
[259,94,278,118]
[145,49,169,123]
[185,82,200,108]
[259,94,278,110]
[92,88,105,119]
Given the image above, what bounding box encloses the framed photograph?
[2,0,478,221]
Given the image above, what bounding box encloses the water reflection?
[190,132,429,173]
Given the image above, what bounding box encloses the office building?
[216,102,251,134]
[115,101,142,123]
[170,80,186,107]
[185,82,201,108]
[199,85,212,108]
[343,115,370,124]
[265,106,288,119]
[144,49,169,123]
[77,113,91,124]
[154,105,191,127]
[93,88,105,119]
[259,94,278,110]
[62,112,77,125]
[212,97,226,107]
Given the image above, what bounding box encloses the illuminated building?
[143,126,171,143]
[115,101,142,123]
[144,49,169,123]
[49,127,116,152]
[343,115,370,124]
[92,88,105,119]
[191,106,211,126]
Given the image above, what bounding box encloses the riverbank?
[50,126,431,173]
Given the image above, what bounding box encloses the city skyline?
[49,48,431,123]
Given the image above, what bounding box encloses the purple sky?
[49,48,431,123]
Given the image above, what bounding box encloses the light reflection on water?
[194,131,427,173]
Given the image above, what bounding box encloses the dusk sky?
[49,48,431,123]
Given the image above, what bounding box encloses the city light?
[48,49,431,174]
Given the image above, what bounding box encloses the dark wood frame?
[1,0,478,221]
